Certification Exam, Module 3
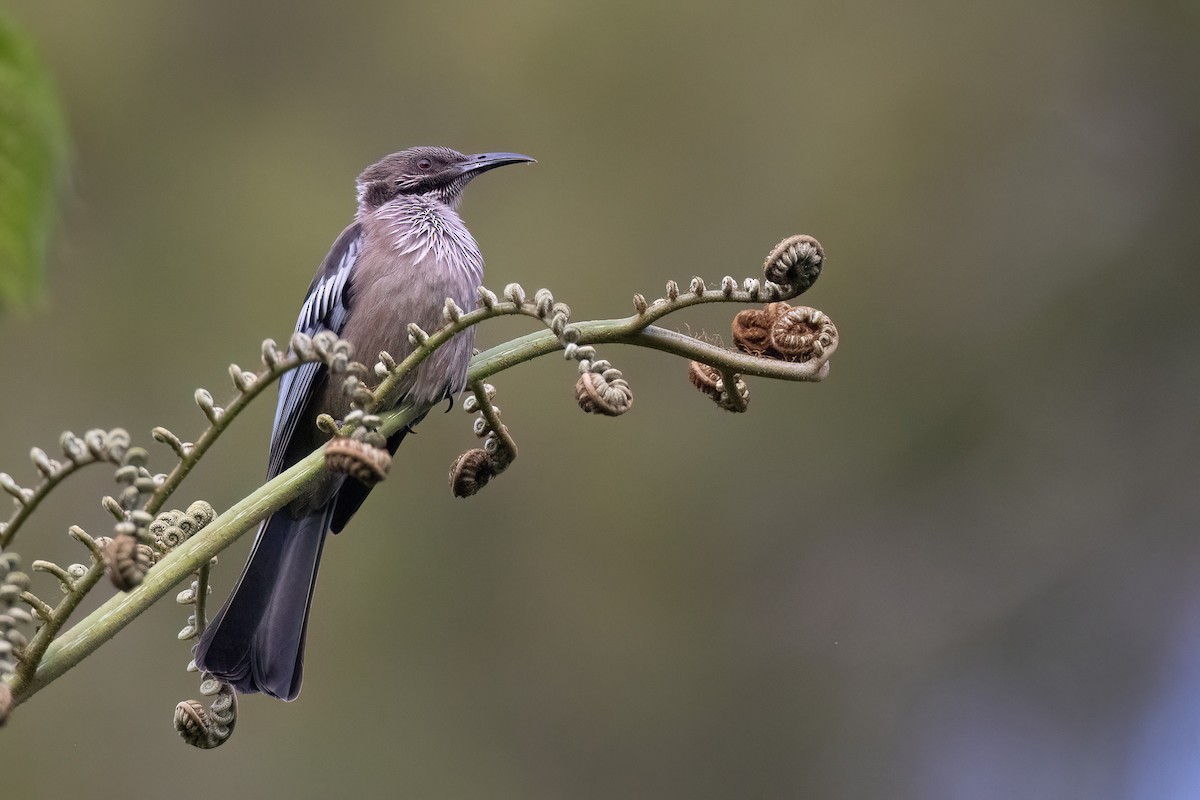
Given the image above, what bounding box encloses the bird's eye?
[417,158,433,171]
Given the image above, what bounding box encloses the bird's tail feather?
[194,505,332,700]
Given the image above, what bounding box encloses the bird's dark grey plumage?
[194,147,533,700]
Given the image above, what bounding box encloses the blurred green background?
[2,1,1199,798]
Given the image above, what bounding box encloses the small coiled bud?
[687,362,749,413]
[763,234,824,292]
[769,306,839,362]
[311,330,338,360]
[372,362,390,380]
[123,446,149,468]
[324,438,391,487]
[503,282,526,306]
[147,501,214,553]
[732,307,776,355]
[194,389,223,424]
[632,293,648,314]
[327,351,349,374]
[30,447,58,478]
[104,535,156,591]
[228,363,258,392]
[449,449,496,498]
[175,679,237,749]
[0,473,30,505]
[187,500,216,529]
[175,701,224,749]
[261,338,282,368]
[571,345,597,363]
[290,332,315,360]
[534,288,555,319]
[85,428,116,460]
[152,426,192,459]
[574,370,634,417]
[101,495,126,520]
[59,431,87,464]
[477,286,499,309]
[550,314,569,337]
[113,465,139,486]
[406,322,429,346]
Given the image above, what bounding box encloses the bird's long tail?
[194,505,333,701]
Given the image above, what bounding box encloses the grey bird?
[194,146,534,700]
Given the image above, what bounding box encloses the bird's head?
[356,146,535,211]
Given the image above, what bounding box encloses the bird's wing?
[267,222,362,479]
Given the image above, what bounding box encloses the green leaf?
[0,13,68,310]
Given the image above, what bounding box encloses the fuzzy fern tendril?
[0,234,839,735]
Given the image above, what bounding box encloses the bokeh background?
[3,2,1199,798]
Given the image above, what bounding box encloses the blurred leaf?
[0,12,67,310]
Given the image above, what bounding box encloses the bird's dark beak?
[458,152,536,177]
